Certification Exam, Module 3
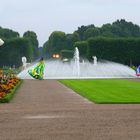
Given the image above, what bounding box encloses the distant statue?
[93,56,97,65]
[22,56,31,70]
[0,38,4,46]
[22,56,27,70]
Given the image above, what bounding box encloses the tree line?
[43,19,140,66]
[1,19,140,67]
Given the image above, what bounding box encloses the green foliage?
[60,50,73,59]
[23,31,39,60]
[0,38,33,67]
[66,32,80,49]
[43,32,80,59]
[101,19,140,37]
[74,41,88,58]
[0,27,19,40]
[61,79,140,104]
[75,24,95,40]
[0,27,38,67]
[42,41,50,58]
[43,31,67,58]
[87,37,140,65]
[75,19,140,39]
[38,47,44,57]
[43,19,140,66]
[111,19,140,37]
[131,65,137,70]
[84,28,100,39]
[49,31,66,53]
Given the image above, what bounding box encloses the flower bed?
[0,69,22,103]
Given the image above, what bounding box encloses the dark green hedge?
[87,37,140,66]
[0,38,33,67]
[60,50,74,59]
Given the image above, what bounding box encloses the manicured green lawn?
[60,79,140,104]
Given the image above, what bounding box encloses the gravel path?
[0,80,140,140]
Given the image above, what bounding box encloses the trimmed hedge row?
[87,37,140,66]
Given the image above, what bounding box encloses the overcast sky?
[1,0,140,46]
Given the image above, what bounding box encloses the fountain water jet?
[73,47,80,77]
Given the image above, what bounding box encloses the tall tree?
[0,38,33,67]
[0,27,19,40]
[47,31,66,55]
[66,32,80,49]
[75,24,95,40]
[84,28,100,39]
[23,31,39,60]
[74,41,88,58]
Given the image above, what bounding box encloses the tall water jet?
[74,47,80,77]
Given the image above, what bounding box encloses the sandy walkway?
[0,80,140,140]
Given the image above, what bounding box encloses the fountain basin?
[17,60,137,79]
